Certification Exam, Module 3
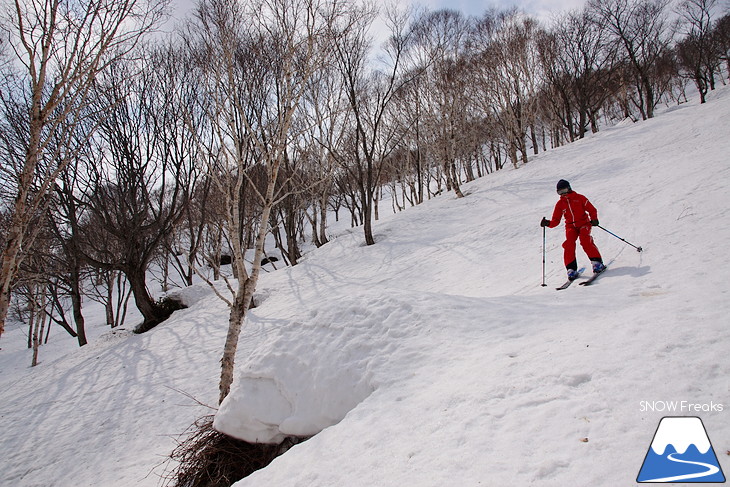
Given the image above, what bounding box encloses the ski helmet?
[556,179,571,194]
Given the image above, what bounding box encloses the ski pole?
[541,225,547,286]
[597,225,643,252]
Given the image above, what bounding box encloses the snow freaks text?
[639,401,724,413]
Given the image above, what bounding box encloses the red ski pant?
[563,224,602,270]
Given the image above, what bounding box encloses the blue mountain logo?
[637,416,725,483]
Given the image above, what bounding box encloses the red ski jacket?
[547,192,598,229]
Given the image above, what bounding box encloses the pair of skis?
[555,266,606,290]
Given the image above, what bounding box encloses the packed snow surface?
[1,87,729,486]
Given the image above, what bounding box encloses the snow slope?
[1,86,729,486]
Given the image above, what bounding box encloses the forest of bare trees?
[1,0,728,388]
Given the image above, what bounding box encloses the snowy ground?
[1,85,729,486]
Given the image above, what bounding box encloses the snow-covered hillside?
[2,86,729,486]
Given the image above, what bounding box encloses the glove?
[590,219,599,226]
[540,217,550,227]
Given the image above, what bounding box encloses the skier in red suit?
[541,179,605,280]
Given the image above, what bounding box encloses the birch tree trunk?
[186,0,347,404]
[0,0,166,337]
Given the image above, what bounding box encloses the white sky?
[419,0,586,20]
[165,0,587,34]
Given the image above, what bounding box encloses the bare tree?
[588,0,676,119]
[185,0,348,404]
[675,0,720,103]
[332,3,416,245]
[715,14,730,74]
[145,42,210,290]
[0,0,168,337]
[299,60,352,246]
[47,155,91,346]
[12,232,47,365]
[17,279,48,367]
[390,69,430,205]
[539,9,618,140]
[78,55,193,332]
[409,9,474,197]
[471,11,541,168]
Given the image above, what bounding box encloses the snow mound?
[167,283,216,307]
[214,291,426,443]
